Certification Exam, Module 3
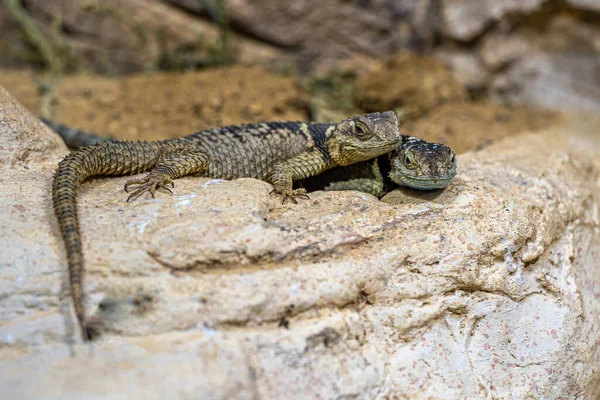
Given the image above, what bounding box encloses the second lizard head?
[389,136,457,190]
[328,111,402,166]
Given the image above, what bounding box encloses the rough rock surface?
[164,0,440,74]
[566,0,600,12]
[440,0,545,41]
[483,15,600,114]
[1,0,284,74]
[492,52,600,114]
[1,87,600,399]
[439,3,600,113]
[433,49,490,91]
[0,0,439,74]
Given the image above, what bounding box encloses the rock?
[490,52,600,114]
[0,0,283,74]
[0,85,69,346]
[479,32,533,71]
[166,0,440,74]
[566,0,600,12]
[354,53,468,119]
[433,48,490,91]
[1,87,600,398]
[480,15,600,113]
[0,0,442,74]
[546,14,600,53]
[441,0,545,41]
[0,4,27,70]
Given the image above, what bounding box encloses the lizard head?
[388,137,457,190]
[329,111,402,166]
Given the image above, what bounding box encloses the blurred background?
[1,0,598,152]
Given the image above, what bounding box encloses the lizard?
[298,135,457,197]
[45,118,457,197]
[50,111,403,341]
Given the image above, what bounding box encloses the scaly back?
[187,122,334,180]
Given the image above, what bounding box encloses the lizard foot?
[124,172,174,202]
[270,188,310,204]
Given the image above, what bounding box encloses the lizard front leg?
[324,159,386,198]
[125,147,211,201]
[325,178,386,198]
[269,149,333,204]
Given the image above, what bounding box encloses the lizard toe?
[124,177,147,193]
[271,188,309,204]
[126,183,152,202]
[125,173,173,201]
[159,183,173,195]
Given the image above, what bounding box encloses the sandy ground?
[0,66,556,154]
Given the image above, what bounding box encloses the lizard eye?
[355,123,366,136]
[353,121,374,140]
[404,154,417,169]
[447,153,456,168]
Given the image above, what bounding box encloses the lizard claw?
[270,188,310,204]
[124,172,174,202]
[124,178,145,193]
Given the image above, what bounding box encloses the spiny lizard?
[46,119,457,197]
[50,112,402,341]
[299,135,457,197]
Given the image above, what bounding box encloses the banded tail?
[53,141,162,340]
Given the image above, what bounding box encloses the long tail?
[53,141,162,340]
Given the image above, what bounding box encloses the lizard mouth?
[389,172,456,190]
[344,139,402,158]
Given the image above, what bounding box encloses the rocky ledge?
[1,86,599,399]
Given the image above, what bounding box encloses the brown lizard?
[51,111,402,340]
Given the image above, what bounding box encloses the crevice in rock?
[448,286,544,303]
[508,350,549,368]
[144,233,370,274]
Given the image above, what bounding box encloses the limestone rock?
[0,0,283,74]
[488,16,600,114]
[479,32,533,71]
[441,0,545,41]
[433,49,490,92]
[0,0,440,75]
[165,0,440,74]
[1,87,600,399]
[491,52,600,114]
[566,0,600,12]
